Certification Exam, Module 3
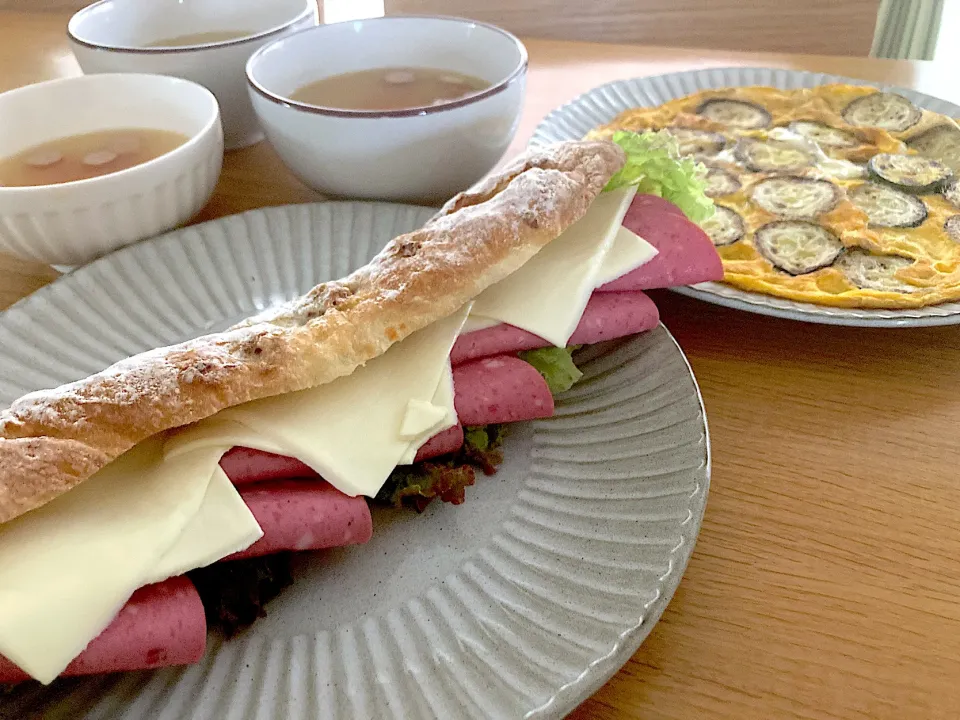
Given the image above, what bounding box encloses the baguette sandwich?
[0,132,719,685]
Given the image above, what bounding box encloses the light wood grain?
[385,0,882,55]
[3,10,960,720]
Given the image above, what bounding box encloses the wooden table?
[3,11,960,720]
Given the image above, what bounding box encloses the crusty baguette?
[0,140,625,523]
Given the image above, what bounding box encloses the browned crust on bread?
[0,140,625,523]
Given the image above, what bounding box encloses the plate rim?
[0,199,711,719]
[530,65,960,328]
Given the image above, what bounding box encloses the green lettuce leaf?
[604,130,715,224]
[374,462,477,513]
[520,346,583,394]
[374,425,506,512]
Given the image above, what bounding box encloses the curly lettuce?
[604,130,715,223]
[375,425,506,512]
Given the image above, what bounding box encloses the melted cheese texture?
[590,83,960,308]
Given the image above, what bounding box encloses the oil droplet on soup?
[290,67,491,111]
[0,129,189,187]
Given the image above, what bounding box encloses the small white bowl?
[68,0,318,150]
[0,73,223,266]
[246,16,527,204]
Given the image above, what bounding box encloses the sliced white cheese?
[397,361,456,465]
[460,315,500,334]
[400,399,449,439]
[0,438,260,684]
[149,465,263,583]
[169,305,470,498]
[593,226,658,287]
[469,187,636,346]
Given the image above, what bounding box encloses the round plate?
[531,66,960,328]
[0,202,709,719]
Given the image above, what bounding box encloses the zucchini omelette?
[587,84,960,308]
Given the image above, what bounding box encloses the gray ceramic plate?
[532,66,960,328]
[0,202,709,719]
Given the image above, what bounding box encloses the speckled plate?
[532,66,960,327]
[0,202,709,719]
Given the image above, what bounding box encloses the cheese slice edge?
[468,187,637,347]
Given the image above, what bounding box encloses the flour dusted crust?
[0,140,625,523]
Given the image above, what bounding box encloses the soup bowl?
[246,16,527,204]
[0,73,222,266]
[68,0,318,150]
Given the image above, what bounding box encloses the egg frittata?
[588,84,960,308]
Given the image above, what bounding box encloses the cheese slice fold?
[168,305,470,498]
[593,226,658,287]
[468,188,636,347]
[459,224,656,340]
[0,438,261,684]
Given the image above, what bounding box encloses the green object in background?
[871,0,944,61]
[604,130,715,224]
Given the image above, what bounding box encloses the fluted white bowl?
[68,0,317,150]
[0,73,223,266]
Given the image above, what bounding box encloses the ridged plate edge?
[0,202,709,719]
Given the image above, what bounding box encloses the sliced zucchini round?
[735,138,814,174]
[664,127,727,157]
[841,92,922,132]
[836,249,918,293]
[907,124,960,171]
[696,98,771,130]
[848,182,928,228]
[752,177,840,219]
[867,153,952,194]
[945,216,960,242]
[943,179,960,208]
[703,166,742,197]
[787,120,859,148]
[754,221,843,275]
[699,206,745,246]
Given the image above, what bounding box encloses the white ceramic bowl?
[68,0,318,150]
[0,73,223,266]
[246,16,527,203]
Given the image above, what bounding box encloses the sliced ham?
[220,425,465,485]
[220,447,314,485]
[598,194,723,292]
[413,424,464,461]
[226,480,373,561]
[450,291,658,365]
[453,355,554,426]
[0,576,206,684]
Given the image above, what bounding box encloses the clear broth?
[147,31,251,47]
[0,128,189,187]
[290,67,491,111]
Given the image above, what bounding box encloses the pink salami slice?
[598,194,723,292]
[450,291,658,365]
[220,447,314,485]
[0,576,205,684]
[413,424,464,460]
[226,480,373,561]
[220,424,465,485]
[453,355,554,426]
